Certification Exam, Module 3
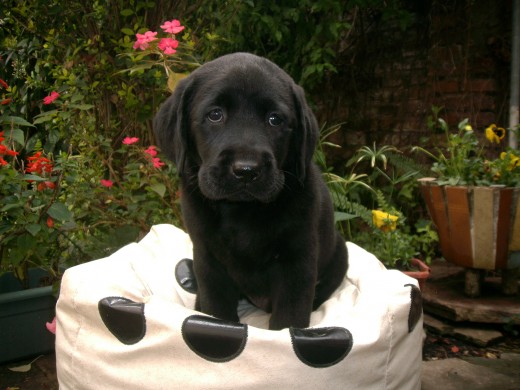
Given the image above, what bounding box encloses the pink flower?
[158,38,179,55]
[133,31,158,50]
[160,19,185,34]
[151,157,165,169]
[43,91,60,105]
[100,179,114,188]
[144,145,158,157]
[46,317,57,335]
[122,136,139,145]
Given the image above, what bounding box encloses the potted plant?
[0,119,67,363]
[414,113,520,297]
[356,208,434,289]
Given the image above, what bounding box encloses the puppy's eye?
[268,113,283,127]
[207,109,224,123]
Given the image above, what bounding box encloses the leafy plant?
[119,18,200,92]
[414,110,520,187]
[0,128,74,288]
[0,12,196,288]
[315,124,374,238]
[0,124,182,288]
[316,125,438,267]
[194,0,413,92]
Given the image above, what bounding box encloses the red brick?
[434,79,461,94]
[468,79,497,92]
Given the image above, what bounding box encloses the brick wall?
[316,0,513,164]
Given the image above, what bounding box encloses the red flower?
[100,179,114,188]
[43,91,60,105]
[26,151,53,175]
[143,145,165,168]
[158,38,179,55]
[0,133,19,161]
[0,144,19,156]
[144,145,158,157]
[0,78,8,89]
[1,98,11,105]
[133,31,158,50]
[160,20,185,34]
[47,216,54,229]
[151,157,165,169]
[122,136,139,145]
[37,181,56,191]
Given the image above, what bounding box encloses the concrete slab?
[422,260,520,324]
[461,353,520,379]
[424,314,504,347]
[421,357,520,390]
[453,327,504,348]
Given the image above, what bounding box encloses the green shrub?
[316,125,438,267]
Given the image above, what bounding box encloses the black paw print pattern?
[406,284,423,333]
[96,259,420,367]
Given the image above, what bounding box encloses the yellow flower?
[372,210,398,232]
[485,124,506,144]
[463,124,473,131]
[500,151,520,171]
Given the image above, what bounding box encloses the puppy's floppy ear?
[153,77,194,175]
[292,84,319,183]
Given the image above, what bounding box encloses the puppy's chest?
[211,205,285,261]
[213,225,279,268]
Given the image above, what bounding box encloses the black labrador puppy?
[154,53,348,330]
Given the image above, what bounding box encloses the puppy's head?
[154,53,318,203]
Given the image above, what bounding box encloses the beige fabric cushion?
[56,224,423,389]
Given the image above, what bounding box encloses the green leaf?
[25,223,42,236]
[150,183,166,198]
[1,202,22,212]
[6,128,25,145]
[121,27,135,35]
[47,202,73,222]
[9,355,43,373]
[0,220,13,235]
[33,114,56,125]
[334,211,357,222]
[120,9,134,17]
[33,109,58,119]
[167,72,190,92]
[0,115,35,127]
[69,104,94,111]
[23,174,47,181]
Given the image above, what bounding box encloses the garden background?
[0,0,515,286]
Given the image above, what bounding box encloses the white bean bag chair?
[56,224,423,389]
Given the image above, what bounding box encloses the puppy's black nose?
[232,161,260,181]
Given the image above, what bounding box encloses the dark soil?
[423,330,520,361]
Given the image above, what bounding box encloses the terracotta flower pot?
[419,179,520,270]
[402,258,431,290]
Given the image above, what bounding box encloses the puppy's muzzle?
[232,160,262,182]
